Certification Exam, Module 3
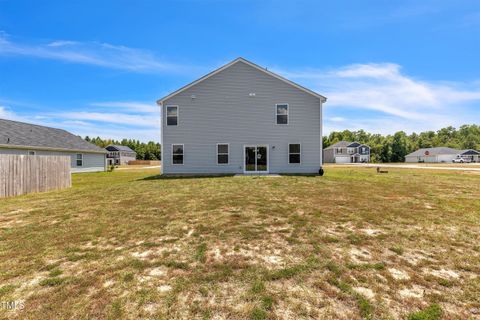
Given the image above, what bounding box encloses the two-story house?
[323,141,370,163]
[157,57,327,175]
[105,145,137,165]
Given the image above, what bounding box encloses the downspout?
[319,97,325,175]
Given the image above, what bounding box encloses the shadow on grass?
[140,174,235,181]
[279,174,320,177]
[141,173,321,181]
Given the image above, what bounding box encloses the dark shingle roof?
[461,149,480,155]
[326,141,351,149]
[106,145,135,152]
[325,141,369,149]
[0,119,106,153]
[405,147,460,157]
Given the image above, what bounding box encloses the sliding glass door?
[244,145,268,173]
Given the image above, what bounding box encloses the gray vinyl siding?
[0,147,106,173]
[323,148,335,163]
[162,61,321,174]
[120,155,136,165]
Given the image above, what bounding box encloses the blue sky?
[1,0,479,142]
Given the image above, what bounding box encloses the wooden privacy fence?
[0,155,71,198]
[127,160,161,166]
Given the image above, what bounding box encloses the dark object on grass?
[376,167,388,174]
[319,167,324,176]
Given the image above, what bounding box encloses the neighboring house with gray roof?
[405,147,480,163]
[106,145,137,165]
[323,141,370,163]
[0,119,107,173]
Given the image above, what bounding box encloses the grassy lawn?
[1,167,479,319]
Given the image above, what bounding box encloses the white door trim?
[243,144,269,174]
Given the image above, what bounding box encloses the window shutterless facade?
[276,104,288,125]
[172,144,184,165]
[217,144,229,164]
[76,153,83,166]
[166,106,178,126]
[289,144,301,164]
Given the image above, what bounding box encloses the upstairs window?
[289,144,301,164]
[76,154,83,166]
[276,104,288,125]
[172,144,184,165]
[166,106,178,126]
[217,144,229,164]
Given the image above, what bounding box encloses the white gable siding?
[162,61,321,174]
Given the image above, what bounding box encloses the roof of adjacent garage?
[0,118,107,153]
[406,147,463,157]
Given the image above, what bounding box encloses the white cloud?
[329,116,345,122]
[47,40,79,47]
[59,111,159,127]
[0,105,25,121]
[0,33,185,73]
[48,120,160,142]
[0,101,161,142]
[0,106,12,118]
[90,101,158,113]
[278,63,480,134]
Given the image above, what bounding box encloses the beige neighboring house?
[323,141,370,163]
[405,147,480,163]
[0,118,107,173]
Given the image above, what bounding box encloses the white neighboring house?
[106,145,137,165]
[405,147,480,163]
[323,141,370,163]
[0,119,107,173]
[157,57,327,175]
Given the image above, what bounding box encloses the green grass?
[39,277,65,287]
[0,167,479,319]
[407,304,442,320]
[195,243,208,263]
[346,262,385,270]
[389,245,404,255]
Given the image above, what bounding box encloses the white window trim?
[27,150,36,155]
[76,153,84,167]
[172,144,184,165]
[216,143,229,165]
[275,103,289,125]
[166,105,179,126]
[288,143,301,164]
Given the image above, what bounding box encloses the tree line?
[84,137,161,160]
[324,124,480,163]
